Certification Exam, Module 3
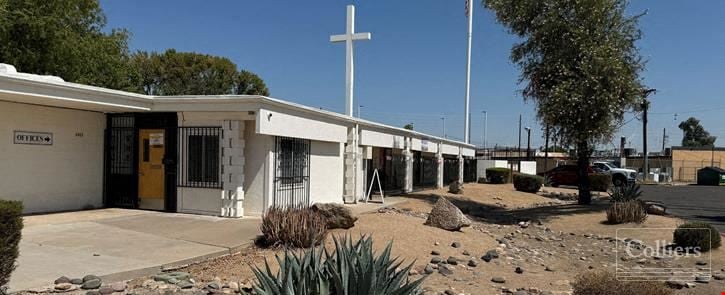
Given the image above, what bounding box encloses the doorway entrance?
[105,113,177,211]
[138,129,166,210]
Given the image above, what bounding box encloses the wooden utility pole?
[662,128,666,153]
[642,88,656,180]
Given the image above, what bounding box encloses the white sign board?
[149,133,164,146]
[14,131,53,145]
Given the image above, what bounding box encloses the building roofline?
[0,67,475,149]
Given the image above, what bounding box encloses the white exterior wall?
[176,112,254,216]
[310,141,345,204]
[441,143,460,156]
[257,108,347,143]
[360,129,405,149]
[0,101,105,214]
[243,120,272,216]
[520,161,537,175]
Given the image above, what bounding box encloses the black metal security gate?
[104,113,177,211]
[443,157,459,185]
[382,149,405,191]
[464,158,477,182]
[105,116,137,208]
[413,151,437,188]
[274,137,311,207]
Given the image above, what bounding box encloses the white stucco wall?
[309,141,344,204]
[244,120,272,216]
[257,108,347,143]
[176,112,253,216]
[177,188,222,215]
[0,100,105,214]
[360,129,405,149]
[441,143,460,156]
[520,161,537,175]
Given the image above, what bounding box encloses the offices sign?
[14,131,53,145]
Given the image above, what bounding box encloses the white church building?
[0,64,477,217]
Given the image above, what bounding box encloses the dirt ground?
[126,183,724,295]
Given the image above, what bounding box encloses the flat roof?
[0,64,474,148]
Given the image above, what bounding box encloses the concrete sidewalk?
[10,209,260,292]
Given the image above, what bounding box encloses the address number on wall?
[14,131,53,145]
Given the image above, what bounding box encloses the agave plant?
[608,183,642,202]
[247,235,426,295]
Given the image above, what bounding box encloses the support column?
[436,142,444,189]
[458,153,465,183]
[403,138,413,193]
[343,125,362,202]
[221,120,245,217]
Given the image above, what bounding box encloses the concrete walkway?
[10,209,260,292]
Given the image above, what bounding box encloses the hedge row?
[0,200,23,289]
[486,168,511,184]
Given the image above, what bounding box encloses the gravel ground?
[23,184,725,295]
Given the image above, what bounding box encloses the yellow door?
[138,129,165,210]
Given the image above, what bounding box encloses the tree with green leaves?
[235,70,269,96]
[0,0,136,91]
[403,123,414,130]
[679,117,716,147]
[485,0,647,204]
[130,50,269,96]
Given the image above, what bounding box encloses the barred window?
[179,127,222,188]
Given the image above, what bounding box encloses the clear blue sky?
[101,0,725,151]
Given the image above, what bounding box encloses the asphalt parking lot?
[640,185,725,232]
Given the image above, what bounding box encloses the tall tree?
[0,0,136,91]
[486,0,646,204]
[235,70,269,96]
[130,50,269,96]
[679,117,716,147]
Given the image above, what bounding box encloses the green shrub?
[673,221,721,252]
[0,200,23,289]
[248,235,425,295]
[259,206,328,248]
[486,168,512,184]
[513,173,543,193]
[609,183,642,202]
[589,174,612,192]
[572,271,673,295]
[606,201,647,224]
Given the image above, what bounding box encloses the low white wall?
[309,141,344,204]
[477,160,509,180]
[520,161,537,175]
[0,100,105,214]
[177,188,221,215]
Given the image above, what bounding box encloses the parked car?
[592,161,637,186]
[544,165,595,187]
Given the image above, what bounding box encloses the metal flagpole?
[463,0,473,143]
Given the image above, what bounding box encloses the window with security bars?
[274,137,310,207]
[179,127,222,188]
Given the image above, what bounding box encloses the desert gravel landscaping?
[23,183,725,295]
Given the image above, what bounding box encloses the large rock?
[643,201,667,215]
[424,197,471,231]
[311,203,358,229]
[448,181,464,194]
